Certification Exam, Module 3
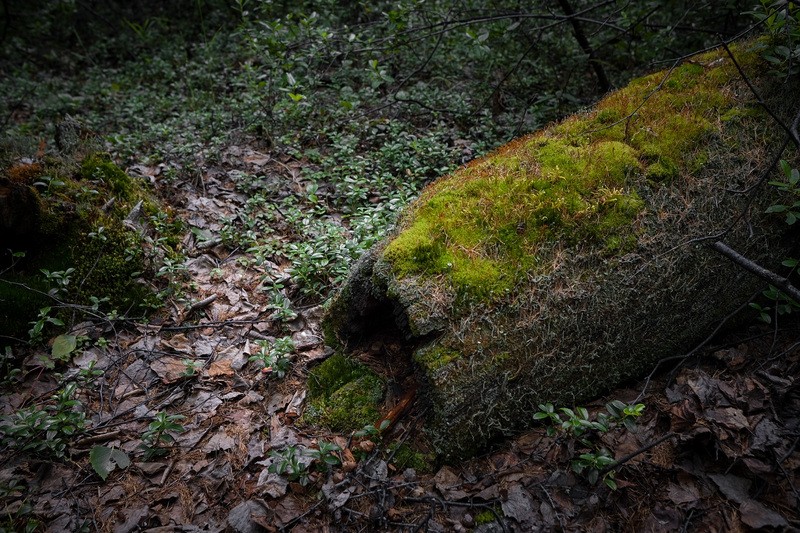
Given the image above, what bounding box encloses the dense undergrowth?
[1,0,753,305]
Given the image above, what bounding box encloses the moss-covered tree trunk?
[325,41,800,460]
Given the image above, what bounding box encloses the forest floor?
[1,135,799,532]
[1,3,799,531]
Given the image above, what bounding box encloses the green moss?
[383,219,448,275]
[388,443,433,473]
[595,108,621,124]
[79,153,134,200]
[475,509,501,525]
[645,160,678,182]
[0,151,170,338]
[586,141,641,185]
[721,106,762,122]
[414,346,461,373]
[308,353,371,397]
[303,354,384,432]
[71,220,158,310]
[381,46,751,301]
[663,62,704,90]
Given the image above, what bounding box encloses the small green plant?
[766,160,800,224]
[140,411,186,460]
[0,383,87,457]
[749,1,800,77]
[0,477,41,532]
[265,290,298,322]
[39,268,75,296]
[604,399,646,431]
[76,360,104,384]
[751,282,800,323]
[572,450,619,489]
[353,419,391,438]
[534,400,645,489]
[305,440,342,472]
[28,306,64,344]
[268,441,342,485]
[249,337,295,378]
[752,159,800,322]
[268,445,311,486]
[156,256,188,284]
[181,359,202,377]
[31,174,66,196]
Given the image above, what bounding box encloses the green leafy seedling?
[354,419,391,438]
[140,411,186,460]
[572,450,618,489]
[306,440,342,471]
[765,160,800,225]
[268,446,311,486]
[181,359,202,377]
[249,337,295,378]
[533,400,645,489]
[533,403,562,436]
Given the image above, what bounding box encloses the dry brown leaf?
[739,500,788,529]
[206,359,234,377]
[705,407,750,430]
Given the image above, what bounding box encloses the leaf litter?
[0,139,798,532]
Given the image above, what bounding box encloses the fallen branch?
[185,294,217,316]
[709,241,800,303]
[74,430,122,446]
[600,431,676,476]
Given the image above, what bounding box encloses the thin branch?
[720,40,800,149]
[350,2,618,54]
[600,432,677,475]
[184,294,217,315]
[635,293,759,402]
[709,241,800,302]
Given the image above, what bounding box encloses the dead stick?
[709,241,800,303]
[186,294,217,315]
[74,430,122,446]
[600,431,676,475]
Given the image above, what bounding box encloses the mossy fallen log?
[325,42,800,460]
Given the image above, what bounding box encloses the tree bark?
[557,0,611,93]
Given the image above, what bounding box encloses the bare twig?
[709,241,800,302]
[74,430,122,446]
[720,40,800,149]
[185,294,217,315]
[600,431,677,475]
[635,293,759,401]
[158,316,267,331]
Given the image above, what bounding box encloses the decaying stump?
[325,42,800,460]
